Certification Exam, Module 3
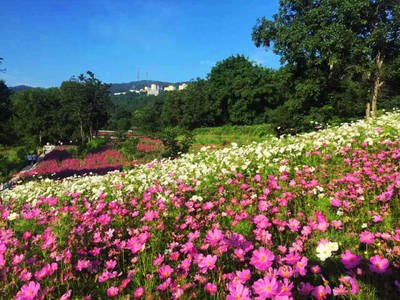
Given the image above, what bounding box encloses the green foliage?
[60,71,112,144]
[252,0,400,129]
[159,127,194,158]
[0,80,14,145]
[193,123,273,146]
[72,138,108,158]
[0,146,26,182]
[119,137,140,160]
[9,71,112,148]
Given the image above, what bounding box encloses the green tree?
[253,0,400,120]
[11,88,62,147]
[207,55,282,125]
[60,71,112,144]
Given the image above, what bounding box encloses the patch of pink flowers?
[1,137,400,298]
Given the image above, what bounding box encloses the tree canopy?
[252,0,400,125]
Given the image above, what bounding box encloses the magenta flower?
[204,282,217,295]
[75,259,90,271]
[359,231,375,244]
[340,276,359,295]
[250,247,274,271]
[236,269,251,283]
[298,282,314,296]
[311,285,331,300]
[158,265,174,279]
[107,286,119,297]
[206,229,224,246]
[295,256,308,276]
[252,276,279,298]
[13,254,25,265]
[227,282,251,300]
[134,287,144,298]
[333,285,347,296]
[369,255,389,273]
[341,250,361,269]
[15,281,40,300]
[198,254,217,272]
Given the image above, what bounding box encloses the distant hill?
[10,85,35,92]
[9,80,188,94]
[109,80,186,94]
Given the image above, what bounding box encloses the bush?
[119,137,140,160]
[73,138,108,158]
[160,127,193,158]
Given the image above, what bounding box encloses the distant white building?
[164,85,176,91]
[144,84,160,96]
[113,92,127,96]
[178,83,188,90]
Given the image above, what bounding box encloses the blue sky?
[0,0,281,87]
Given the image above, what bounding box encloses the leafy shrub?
[73,138,108,158]
[160,127,193,158]
[119,137,140,160]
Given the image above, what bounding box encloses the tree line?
[132,0,400,134]
[0,71,112,148]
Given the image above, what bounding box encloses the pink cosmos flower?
[13,254,25,265]
[206,229,224,246]
[15,281,40,300]
[341,250,361,269]
[278,266,293,278]
[105,259,117,270]
[252,276,279,298]
[75,259,90,271]
[236,269,251,283]
[198,254,217,272]
[333,285,347,296]
[359,231,375,244]
[288,218,301,232]
[134,287,144,298]
[310,265,321,274]
[339,276,359,295]
[298,282,314,296]
[312,285,331,300]
[250,247,274,271]
[295,256,308,276]
[153,254,164,267]
[205,283,217,295]
[158,265,174,279]
[107,286,119,297]
[19,270,32,282]
[369,255,389,273]
[227,282,251,300]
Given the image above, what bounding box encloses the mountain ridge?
[10,80,189,94]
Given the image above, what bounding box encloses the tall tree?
[11,88,62,147]
[60,71,112,144]
[253,0,400,118]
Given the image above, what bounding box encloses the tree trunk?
[366,102,371,118]
[80,121,85,145]
[370,52,384,117]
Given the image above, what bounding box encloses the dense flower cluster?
[0,112,400,299]
[21,148,130,179]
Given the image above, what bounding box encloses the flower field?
[22,147,131,180]
[1,112,400,299]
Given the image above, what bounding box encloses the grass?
[0,145,27,183]
[192,123,274,151]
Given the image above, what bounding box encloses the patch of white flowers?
[316,241,339,261]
